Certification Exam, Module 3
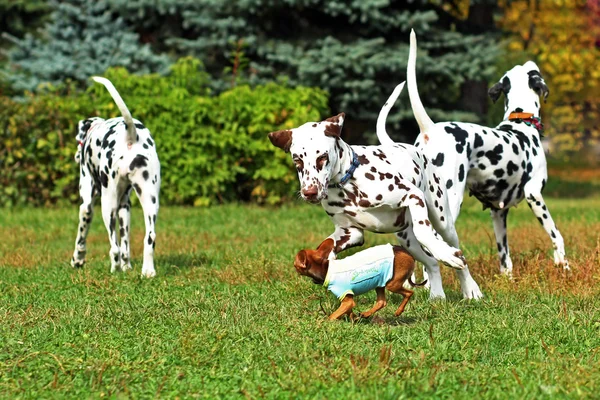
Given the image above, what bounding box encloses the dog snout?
[302,185,320,202]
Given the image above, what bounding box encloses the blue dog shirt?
[323,244,395,300]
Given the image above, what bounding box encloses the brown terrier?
[294,239,426,321]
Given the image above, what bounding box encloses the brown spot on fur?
[388,184,394,191]
[268,130,293,152]
[335,235,351,253]
[358,155,370,165]
[344,210,357,217]
[325,112,345,124]
[358,200,371,207]
[365,173,375,180]
[376,194,383,200]
[394,208,407,227]
[409,194,425,207]
[324,123,342,137]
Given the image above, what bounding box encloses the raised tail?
[376,81,405,146]
[408,277,428,287]
[91,76,136,146]
[407,29,435,138]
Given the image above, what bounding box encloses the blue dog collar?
[330,149,360,189]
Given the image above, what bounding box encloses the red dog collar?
[508,112,544,134]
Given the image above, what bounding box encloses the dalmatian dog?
[71,77,160,277]
[378,30,568,277]
[268,99,484,300]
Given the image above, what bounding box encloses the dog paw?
[71,257,85,268]
[141,269,156,278]
[437,248,467,270]
[553,251,570,271]
[462,285,484,300]
[120,263,132,272]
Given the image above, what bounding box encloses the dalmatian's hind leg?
[524,182,569,270]
[100,188,122,273]
[117,187,132,272]
[71,171,97,268]
[131,169,160,278]
[490,208,514,277]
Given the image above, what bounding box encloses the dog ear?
[268,129,293,152]
[488,81,503,103]
[528,70,549,103]
[294,250,308,271]
[316,238,335,260]
[77,119,93,138]
[323,113,345,138]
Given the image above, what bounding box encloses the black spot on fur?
[431,153,445,167]
[446,180,453,189]
[142,170,149,180]
[458,164,465,182]
[485,144,504,165]
[100,171,109,188]
[129,155,148,170]
[445,124,469,153]
[506,161,519,176]
[512,143,519,155]
[133,183,142,195]
[474,133,484,149]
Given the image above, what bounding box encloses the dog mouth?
[311,277,324,285]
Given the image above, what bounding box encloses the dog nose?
[302,185,319,200]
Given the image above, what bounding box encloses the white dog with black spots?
[71,77,160,277]
[378,30,568,277]
[268,102,484,300]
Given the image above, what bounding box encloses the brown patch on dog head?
[268,129,293,152]
[323,113,345,138]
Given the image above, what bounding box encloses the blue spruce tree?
[105,0,501,142]
[3,0,169,92]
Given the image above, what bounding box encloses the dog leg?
[360,287,386,318]
[524,187,569,270]
[401,190,466,270]
[71,174,96,268]
[133,180,160,278]
[393,287,414,317]
[100,193,121,273]
[117,188,132,272]
[327,226,364,259]
[329,295,356,320]
[428,188,483,299]
[395,230,445,299]
[490,208,514,277]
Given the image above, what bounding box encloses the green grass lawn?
[0,196,599,398]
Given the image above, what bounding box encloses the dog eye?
[316,154,329,167]
[293,158,304,171]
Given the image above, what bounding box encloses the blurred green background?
[1,0,598,206]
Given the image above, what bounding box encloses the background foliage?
[0,59,328,207]
[2,0,501,142]
[0,0,598,207]
[498,0,600,156]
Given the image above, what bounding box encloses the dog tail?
[408,277,428,287]
[376,81,405,147]
[407,29,435,136]
[91,76,137,146]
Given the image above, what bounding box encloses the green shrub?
[0,58,329,207]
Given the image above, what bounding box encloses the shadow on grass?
[351,314,424,326]
[157,252,212,275]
